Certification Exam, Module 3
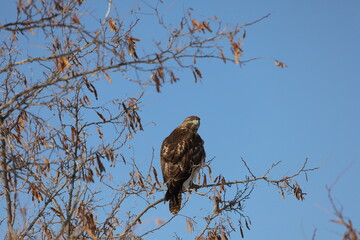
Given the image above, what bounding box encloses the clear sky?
[1,0,360,239]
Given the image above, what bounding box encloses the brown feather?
[169,191,182,214]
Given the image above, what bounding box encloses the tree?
[0,0,313,239]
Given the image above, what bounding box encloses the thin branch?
[120,197,165,239]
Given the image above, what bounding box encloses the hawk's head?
[180,116,201,131]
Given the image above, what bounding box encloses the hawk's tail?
[166,190,182,215]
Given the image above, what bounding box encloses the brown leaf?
[21,111,28,122]
[203,22,212,32]
[192,69,198,83]
[82,226,97,240]
[83,77,98,100]
[245,219,251,230]
[155,218,164,226]
[96,127,104,139]
[151,72,161,92]
[85,168,94,183]
[43,156,50,172]
[186,219,194,234]
[129,36,140,42]
[58,56,71,72]
[331,219,344,225]
[202,174,207,187]
[71,126,77,144]
[293,184,305,200]
[170,72,179,83]
[127,36,140,59]
[136,171,145,188]
[72,14,80,25]
[109,18,118,32]
[220,177,226,192]
[219,49,226,63]
[192,19,201,31]
[50,207,64,217]
[29,184,43,203]
[230,40,243,65]
[234,52,240,64]
[96,111,106,122]
[153,167,161,186]
[157,66,165,81]
[275,60,287,68]
[96,153,106,173]
[105,73,112,83]
[221,232,228,240]
[194,67,203,79]
[12,31,18,41]
[242,30,246,39]
[18,117,25,128]
[83,95,91,105]
[240,226,244,238]
[54,1,63,11]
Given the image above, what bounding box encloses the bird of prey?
[160,116,206,214]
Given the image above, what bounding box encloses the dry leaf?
[203,22,212,32]
[331,219,344,225]
[245,219,251,230]
[96,111,106,122]
[293,184,305,200]
[153,167,161,186]
[55,2,63,11]
[50,207,64,217]
[58,56,71,72]
[155,218,164,226]
[109,18,118,32]
[83,95,91,105]
[151,72,161,92]
[127,36,140,59]
[82,226,97,240]
[43,156,50,171]
[192,19,201,31]
[72,14,80,24]
[71,126,77,144]
[170,72,179,83]
[240,226,244,238]
[275,60,287,68]
[194,67,203,79]
[202,174,207,186]
[96,127,104,139]
[221,232,228,240]
[186,219,194,234]
[96,153,106,173]
[105,73,112,83]
[219,49,226,63]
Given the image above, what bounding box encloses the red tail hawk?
[160,116,206,214]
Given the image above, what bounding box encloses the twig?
[119,197,165,239]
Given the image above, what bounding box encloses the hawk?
[160,116,206,214]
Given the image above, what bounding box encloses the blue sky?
[1,0,360,239]
[126,0,360,239]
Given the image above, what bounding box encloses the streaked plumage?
[160,116,206,214]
